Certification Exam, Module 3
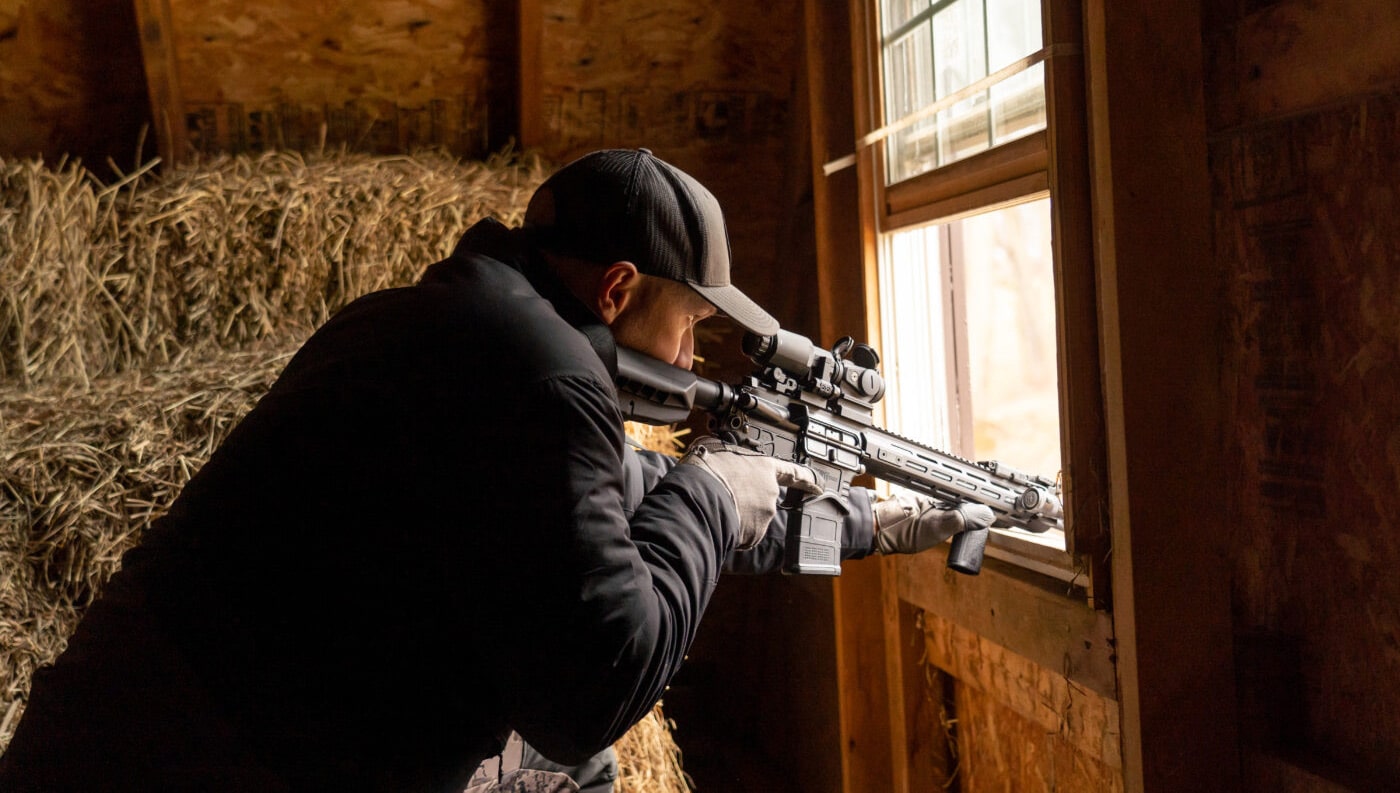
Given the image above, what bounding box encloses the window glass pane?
[960,198,1061,478]
[877,198,1061,495]
[884,24,936,183]
[932,0,987,97]
[986,0,1041,71]
[878,226,952,450]
[882,0,930,33]
[933,0,990,164]
[990,62,1046,146]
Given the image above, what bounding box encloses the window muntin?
[880,0,1047,183]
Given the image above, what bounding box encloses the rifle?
[615,329,1063,576]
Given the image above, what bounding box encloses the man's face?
[610,276,717,370]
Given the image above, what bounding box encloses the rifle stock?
[615,330,1063,576]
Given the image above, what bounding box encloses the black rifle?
[615,329,1063,576]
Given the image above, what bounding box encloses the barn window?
[857,0,1098,578]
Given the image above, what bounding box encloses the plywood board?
[956,683,1124,793]
[896,551,1116,700]
[1215,92,1400,784]
[535,0,799,160]
[140,0,509,157]
[920,607,1121,771]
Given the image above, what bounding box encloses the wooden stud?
[130,0,185,165]
[1084,0,1240,789]
[517,0,543,149]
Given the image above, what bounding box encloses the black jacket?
[0,220,749,793]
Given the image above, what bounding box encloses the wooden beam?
[130,0,185,165]
[880,563,913,793]
[832,561,896,793]
[1083,0,1239,790]
[805,0,864,348]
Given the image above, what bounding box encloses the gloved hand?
[678,437,823,549]
[872,492,995,555]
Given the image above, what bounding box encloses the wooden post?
[131,0,185,165]
[1083,0,1240,789]
[517,0,543,150]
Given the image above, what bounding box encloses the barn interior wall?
[1205,0,1400,788]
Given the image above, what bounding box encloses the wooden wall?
[1207,0,1400,788]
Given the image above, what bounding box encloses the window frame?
[854,0,1109,601]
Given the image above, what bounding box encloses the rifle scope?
[742,330,886,404]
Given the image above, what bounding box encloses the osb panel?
[537,0,799,159]
[0,0,151,170]
[955,684,1124,793]
[162,0,506,156]
[920,609,1122,773]
[1216,91,1400,783]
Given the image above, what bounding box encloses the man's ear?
[596,261,641,323]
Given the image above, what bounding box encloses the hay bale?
[0,148,548,388]
[0,151,694,791]
[615,702,694,793]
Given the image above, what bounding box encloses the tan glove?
[678,437,822,549]
[872,492,995,555]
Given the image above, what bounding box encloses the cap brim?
[688,282,780,337]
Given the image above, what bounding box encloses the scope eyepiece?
[743,330,815,376]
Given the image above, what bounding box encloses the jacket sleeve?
[721,485,878,574]
[497,377,740,764]
[623,446,878,576]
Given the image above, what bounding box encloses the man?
[0,148,991,792]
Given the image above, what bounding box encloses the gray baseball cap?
[524,148,779,336]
